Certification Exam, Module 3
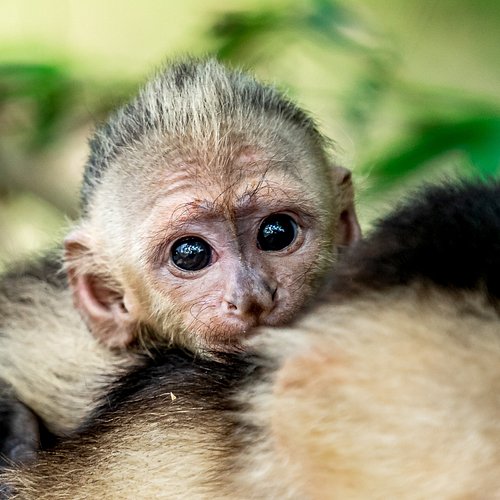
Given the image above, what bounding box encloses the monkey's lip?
[200,310,293,351]
[200,315,262,345]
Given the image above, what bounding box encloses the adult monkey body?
[3,181,499,499]
[0,60,360,457]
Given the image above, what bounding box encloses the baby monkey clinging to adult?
[0,59,360,456]
[5,181,498,499]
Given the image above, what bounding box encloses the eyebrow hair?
[169,201,223,226]
[233,182,320,218]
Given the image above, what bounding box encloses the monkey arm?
[0,380,39,468]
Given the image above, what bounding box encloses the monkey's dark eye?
[257,214,297,252]
[171,237,212,271]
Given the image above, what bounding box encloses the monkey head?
[64,60,360,352]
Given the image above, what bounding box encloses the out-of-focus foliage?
[211,0,365,60]
[210,0,500,195]
[0,64,71,149]
[364,115,500,194]
[0,0,499,264]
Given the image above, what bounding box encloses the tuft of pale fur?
[82,58,327,212]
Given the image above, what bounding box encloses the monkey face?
[136,168,336,351]
[64,145,359,351]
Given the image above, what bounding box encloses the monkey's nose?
[223,284,277,321]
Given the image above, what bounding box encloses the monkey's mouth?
[191,308,297,352]
[189,316,259,350]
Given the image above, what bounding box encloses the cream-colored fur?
[242,287,500,499]
[6,285,500,498]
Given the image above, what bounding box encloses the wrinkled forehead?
[100,126,330,227]
[157,146,307,191]
[149,151,322,221]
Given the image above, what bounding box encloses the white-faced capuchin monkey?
[0,59,361,464]
[3,180,499,499]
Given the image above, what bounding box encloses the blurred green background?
[0,0,499,267]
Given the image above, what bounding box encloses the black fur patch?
[172,61,198,91]
[95,348,257,417]
[332,180,500,299]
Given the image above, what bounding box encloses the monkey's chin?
[192,317,258,353]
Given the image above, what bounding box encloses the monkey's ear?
[64,230,137,349]
[331,166,362,246]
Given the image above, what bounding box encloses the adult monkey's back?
[0,59,360,462]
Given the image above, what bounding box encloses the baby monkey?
[0,59,360,459]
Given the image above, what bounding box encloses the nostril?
[227,302,237,311]
[247,302,265,319]
[271,287,278,302]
